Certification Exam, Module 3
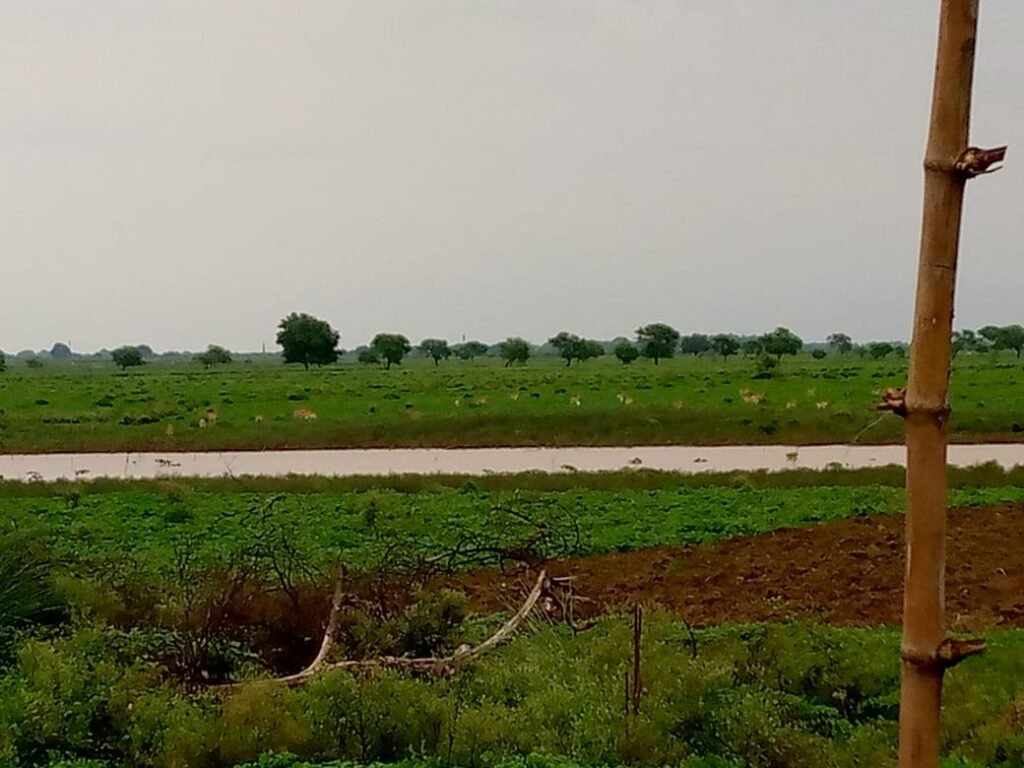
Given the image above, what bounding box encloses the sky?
[1,1,1022,354]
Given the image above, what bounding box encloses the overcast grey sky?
[1,2,1021,353]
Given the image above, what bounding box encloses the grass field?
[7,473,1024,573]
[3,473,1024,767]
[2,353,1024,453]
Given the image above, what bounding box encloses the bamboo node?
[955,146,1008,178]
[902,637,986,670]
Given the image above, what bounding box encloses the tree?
[135,344,155,358]
[50,342,72,360]
[635,323,680,365]
[0,352,5,373]
[981,324,1024,358]
[613,340,639,365]
[951,329,987,357]
[419,338,451,366]
[679,333,711,356]
[549,332,579,366]
[111,346,144,370]
[868,342,894,359]
[577,339,604,363]
[499,337,530,367]
[196,345,233,368]
[276,313,340,369]
[548,333,604,367]
[371,333,412,370]
[710,334,740,361]
[357,348,380,365]
[740,338,763,357]
[827,333,854,354]
[453,341,489,361]
[760,327,803,359]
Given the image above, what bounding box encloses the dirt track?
[456,503,1024,631]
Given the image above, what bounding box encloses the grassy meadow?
[2,352,1024,453]
[3,472,1024,767]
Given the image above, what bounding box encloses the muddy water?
[1,443,1023,482]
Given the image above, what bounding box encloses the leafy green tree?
[679,333,711,356]
[371,333,412,370]
[276,312,340,369]
[952,329,988,357]
[548,333,604,366]
[0,352,5,373]
[811,349,827,360]
[357,348,380,365]
[111,346,144,370]
[577,339,604,363]
[741,338,763,356]
[868,342,894,359]
[500,337,531,367]
[710,334,740,361]
[760,327,803,359]
[636,323,680,365]
[827,333,854,354]
[614,341,639,365]
[195,345,233,368]
[50,342,72,360]
[453,341,489,361]
[549,332,579,366]
[419,338,451,365]
[980,324,1024,358]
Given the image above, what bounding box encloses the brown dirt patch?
[453,503,1024,631]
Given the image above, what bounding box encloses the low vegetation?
[4,353,1024,453]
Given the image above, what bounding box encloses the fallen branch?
[217,569,548,690]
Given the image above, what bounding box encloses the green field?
[3,473,1024,767]
[3,353,1024,453]
[7,480,1024,574]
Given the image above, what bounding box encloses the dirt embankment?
[455,504,1024,631]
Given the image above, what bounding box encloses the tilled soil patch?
[454,504,1024,631]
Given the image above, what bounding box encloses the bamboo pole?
[893,2,1006,766]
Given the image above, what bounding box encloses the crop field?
[3,473,1024,767]
[2,353,1024,452]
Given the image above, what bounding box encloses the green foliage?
[195,345,233,368]
[453,341,489,361]
[710,334,739,361]
[0,517,65,660]
[499,338,530,367]
[635,323,679,365]
[371,334,412,370]
[679,333,712,356]
[760,327,803,358]
[753,353,779,379]
[111,347,144,370]
[276,313,340,370]
[868,342,894,360]
[548,333,603,367]
[418,339,450,366]
[8,620,1024,767]
[357,348,380,366]
[9,352,1024,453]
[811,349,827,360]
[979,324,1024,358]
[613,341,639,365]
[25,358,45,370]
[11,481,1024,573]
[826,333,853,354]
[0,351,5,373]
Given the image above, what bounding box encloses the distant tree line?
[6,319,1020,373]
